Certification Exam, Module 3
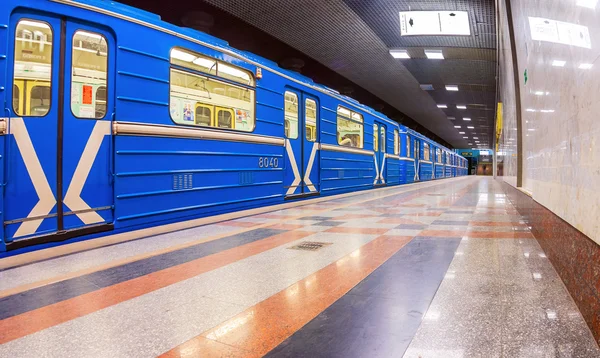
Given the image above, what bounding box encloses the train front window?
[284,91,299,139]
[305,98,317,142]
[71,30,108,119]
[13,19,53,117]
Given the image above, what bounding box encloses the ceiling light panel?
[425,50,444,59]
[390,49,410,59]
[456,105,467,109]
[399,11,470,36]
[463,117,471,121]
[437,104,447,108]
[420,84,434,91]
[445,85,459,91]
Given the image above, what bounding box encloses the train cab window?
[380,127,386,153]
[217,108,234,128]
[70,30,108,119]
[13,85,20,114]
[169,47,255,131]
[394,129,399,155]
[13,19,53,117]
[337,107,364,148]
[284,91,299,139]
[195,105,212,126]
[424,143,430,161]
[305,99,317,142]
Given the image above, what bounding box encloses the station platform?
[0,176,598,357]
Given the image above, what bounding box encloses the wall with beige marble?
[497,0,600,244]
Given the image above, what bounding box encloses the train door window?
[195,104,213,126]
[70,30,108,119]
[217,107,234,128]
[437,148,441,163]
[13,84,20,114]
[424,143,430,161]
[305,98,317,142]
[394,129,399,155]
[284,91,298,139]
[337,107,364,148]
[14,19,53,117]
[414,140,418,159]
[406,135,411,157]
[373,124,379,151]
[380,126,386,153]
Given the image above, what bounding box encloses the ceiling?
[142,0,498,148]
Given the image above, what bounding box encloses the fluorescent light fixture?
[456,105,467,109]
[579,63,593,69]
[463,117,471,121]
[425,50,444,60]
[526,108,536,112]
[473,137,479,139]
[534,91,544,96]
[420,84,434,91]
[459,132,465,134]
[463,136,469,139]
[467,126,474,129]
[390,49,410,59]
[437,104,447,108]
[448,116,456,120]
[445,85,459,91]
[552,60,566,67]
[577,0,598,9]
[399,11,470,36]
[454,126,461,128]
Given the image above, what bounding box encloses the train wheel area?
[0,176,597,357]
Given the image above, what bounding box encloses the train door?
[373,121,387,185]
[283,89,320,198]
[414,138,420,181]
[3,13,114,249]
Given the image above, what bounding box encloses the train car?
[0,0,465,253]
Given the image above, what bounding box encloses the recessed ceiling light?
[437,104,447,108]
[456,105,467,109]
[552,60,566,67]
[459,132,465,134]
[463,117,471,121]
[445,85,459,91]
[448,116,455,120]
[463,136,469,139]
[420,84,434,91]
[425,49,444,60]
[473,137,479,139]
[389,49,410,59]
[454,125,461,128]
[467,126,474,129]
[579,63,593,69]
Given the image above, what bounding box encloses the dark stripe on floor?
[0,228,284,320]
[266,236,461,358]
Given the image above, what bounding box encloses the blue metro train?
[0,0,467,253]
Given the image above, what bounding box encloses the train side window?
[337,107,363,148]
[424,143,430,161]
[14,19,53,117]
[394,129,399,155]
[13,84,20,114]
[305,98,317,142]
[284,91,298,139]
[373,124,378,151]
[169,48,255,132]
[70,30,108,119]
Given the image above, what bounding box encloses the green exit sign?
[461,151,473,157]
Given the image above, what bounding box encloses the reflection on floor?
[0,177,597,357]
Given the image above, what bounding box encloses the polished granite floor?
[0,177,597,357]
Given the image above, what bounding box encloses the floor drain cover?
[288,241,332,251]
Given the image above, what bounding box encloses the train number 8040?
[258,157,279,168]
